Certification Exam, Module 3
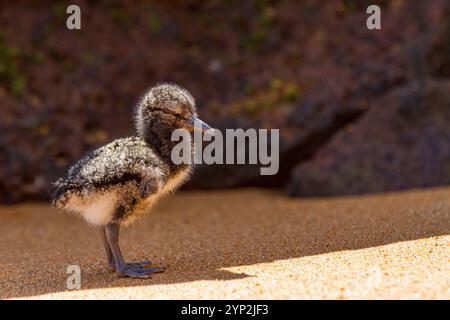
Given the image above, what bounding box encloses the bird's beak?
[188,117,213,133]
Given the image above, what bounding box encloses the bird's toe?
[126,261,152,268]
[117,265,164,279]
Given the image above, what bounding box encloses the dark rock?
[427,6,450,78]
[0,1,448,202]
[288,80,450,197]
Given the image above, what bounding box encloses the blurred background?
[0,0,449,203]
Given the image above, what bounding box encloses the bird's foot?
[108,261,152,273]
[126,261,153,269]
[116,263,164,279]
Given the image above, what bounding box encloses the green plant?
[109,8,132,25]
[148,13,161,32]
[232,78,301,115]
[240,1,275,51]
[0,33,45,96]
[0,35,26,96]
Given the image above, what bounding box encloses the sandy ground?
[0,188,449,300]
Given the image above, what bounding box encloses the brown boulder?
[288,80,450,196]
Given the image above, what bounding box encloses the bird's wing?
[51,137,167,206]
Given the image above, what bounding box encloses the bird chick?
[51,84,211,278]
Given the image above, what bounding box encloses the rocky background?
[0,0,449,203]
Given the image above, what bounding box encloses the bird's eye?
[152,107,187,120]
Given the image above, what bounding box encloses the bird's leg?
[100,227,152,272]
[100,227,116,272]
[104,223,164,278]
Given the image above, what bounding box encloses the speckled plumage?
[136,83,196,137]
[51,84,196,226]
[50,84,209,278]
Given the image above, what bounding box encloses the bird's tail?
[50,178,77,208]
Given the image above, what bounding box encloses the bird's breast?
[64,190,118,226]
[161,166,192,195]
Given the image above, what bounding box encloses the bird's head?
[135,83,211,141]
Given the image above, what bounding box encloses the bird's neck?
[143,130,192,174]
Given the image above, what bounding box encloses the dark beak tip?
[192,117,212,132]
[202,123,212,130]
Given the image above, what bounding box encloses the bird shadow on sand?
[0,188,449,298]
